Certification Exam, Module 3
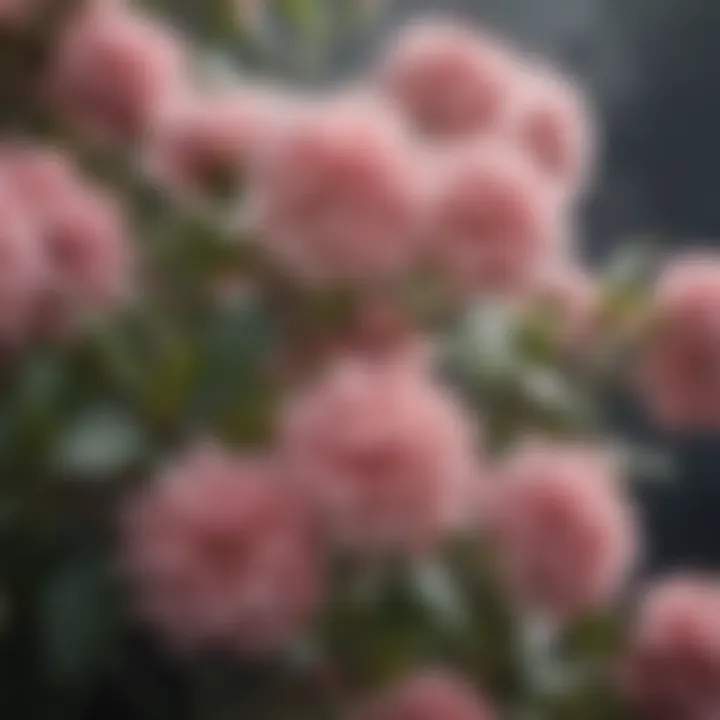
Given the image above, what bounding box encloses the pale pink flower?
[490,441,638,619]
[147,90,284,197]
[0,145,80,208]
[0,146,131,338]
[509,68,596,195]
[50,4,188,143]
[0,189,44,343]
[355,669,496,720]
[252,98,425,284]
[39,186,131,311]
[428,142,564,294]
[280,358,479,552]
[640,255,720,430]
[123,446,324,655]
[622,576,720,720]
[376,19,517,140]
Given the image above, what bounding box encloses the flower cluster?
[1,2,719,719]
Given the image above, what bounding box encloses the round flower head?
[509,67,596,196]
[50,3,188,143]
[123,445,324,655]
[147,89,285,198]
[355,669,496,720]
[428,141,564,294]
[376,19,517,140]
[252,97,425,285]
[622,576,720,720]
[490,441,638,619]
[280,358,479,553]
[0,145,131,339]
[640,255,720,430]
[39,185,131,311]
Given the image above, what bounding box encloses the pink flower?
[252,98,425,284]
[123,446,324,655]
[489,441,638,619]
[376,19,517,140]
[639,255,720,429]
[0,146,131,339]
[280,358,479,552]
[49,4,188,143]
[0,189,44,343]
[427,142,564,294]
[147,89,284,197]
[622,576,720,720]
[355,669,496,720]
[39,185,131,311]
[509,68,596,195]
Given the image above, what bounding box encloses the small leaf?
[52,407,147,479]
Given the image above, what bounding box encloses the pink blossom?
[123,445,324,655]
[49,4,188,143]
[489,441,638,619]
[0,146,131,339]
[622,576,720,720]
[640,255,720,430]
[355,669,496,720]
[0,189,44,343]
[280,358,479,552]
[376,19,517,140]
[147,89,284,197]
[509,68,596,195]
[38,185,131,312]
[252,98,425,284]
[427,142,564,294]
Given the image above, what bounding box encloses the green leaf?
[52,407,147,479]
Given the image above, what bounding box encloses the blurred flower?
[355,669,496,720]
[49,3,188,143]
[0,189,44,343]
[489,440,638,619]
[280,358,479,553]
[123,445,323,655]
[147,89,285,198]
[0,145,131,339]
[509,68,596,196]
[39,185,131,311]
[252,97,425,284]
[640,255,720,430]
[622,576,720,720]
[376,19,517,140]
[427,142,564,294]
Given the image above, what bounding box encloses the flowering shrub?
[0,2,716,719]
